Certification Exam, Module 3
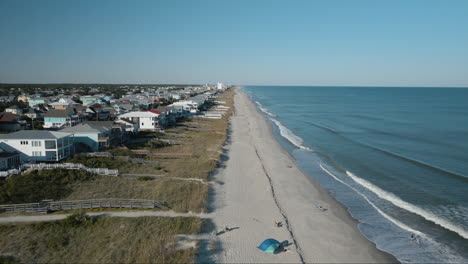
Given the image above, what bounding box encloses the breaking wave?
[270,118,312,151]
[319,164,423,236]
[345,170,468,240]
[255,101,276,117]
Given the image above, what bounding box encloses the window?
[32,151,42,156]
[45,140,57,149]
[20,141,28,145]
[32,141,41,147]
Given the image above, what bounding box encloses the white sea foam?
[321,164,466,263]
[319,164,424,236]
[345,170,468,240]
[255,101,276,117]
[270,118,312,151]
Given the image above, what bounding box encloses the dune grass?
[63,89,234,212]
[0,214,202,263]
[0,89,234,263]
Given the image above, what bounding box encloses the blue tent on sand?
[258,238,281,254]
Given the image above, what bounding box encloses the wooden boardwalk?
[0,198,169,214]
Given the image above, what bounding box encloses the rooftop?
[0,130,73,140]
[60,121,114,133]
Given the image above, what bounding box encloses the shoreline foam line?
[319,164,424,237]
[255,101,277,117]
[345,170,468,240]
[269,118,312,151]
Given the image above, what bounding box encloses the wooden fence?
[23,163,119,176]
[0,163,119,178]
[0,198,169,214]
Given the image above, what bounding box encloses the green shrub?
[66,156,122,169]
[0,256,19,264]
[61,212,96,228]
[47,234,69,249]
[0,169,95,204]
[146,140,169,149]
[137,176,154,181]
[109,148,137,157]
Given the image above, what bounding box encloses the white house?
[49,98,80,110]
[5,105,23,115]
[117,111,161,131]
[170,100,199,113]
[0,130,75,162]
[217,82,225,91]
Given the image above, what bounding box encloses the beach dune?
[208,89,397,263]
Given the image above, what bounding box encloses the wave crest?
[345,170,468,239]
[255,101,276,117]
[319,164,424,236]
[270,118,312,151]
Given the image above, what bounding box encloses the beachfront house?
[114,118,138,134]
[0,130,75,162]
[60,121,126,152]
[155,106,177,126]
[0,146,21,171]
[117,111,162,132]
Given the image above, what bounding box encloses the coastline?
[207,89,398,263]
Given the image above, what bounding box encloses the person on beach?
[318,205,328,212]
[409,233,420,245]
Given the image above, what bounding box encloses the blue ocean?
[243,86,468,263]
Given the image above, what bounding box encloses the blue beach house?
[28,98,48,107]
[60,121,125,152]
[44,109,82,129]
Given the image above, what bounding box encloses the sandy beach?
[206,89,398,263]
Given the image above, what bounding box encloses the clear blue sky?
[1,0,467,86]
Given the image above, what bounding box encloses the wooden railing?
[0,198,169,214]
[0,163,119,178]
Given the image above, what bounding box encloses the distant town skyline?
[1,0,468,87]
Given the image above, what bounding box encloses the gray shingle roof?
[60,121,113,133]
[0,130,72,139]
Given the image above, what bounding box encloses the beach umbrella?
[258,238,281,254]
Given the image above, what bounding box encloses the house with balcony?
[0,130,75,162]
[43,108,83,129]
[0,146,21,171]
[117,111,161,132]
[60,121,126,152]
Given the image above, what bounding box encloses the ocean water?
[243,86,468,263]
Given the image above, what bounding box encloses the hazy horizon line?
[1,82,468,89]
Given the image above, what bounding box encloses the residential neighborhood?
[0,82,229,176]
